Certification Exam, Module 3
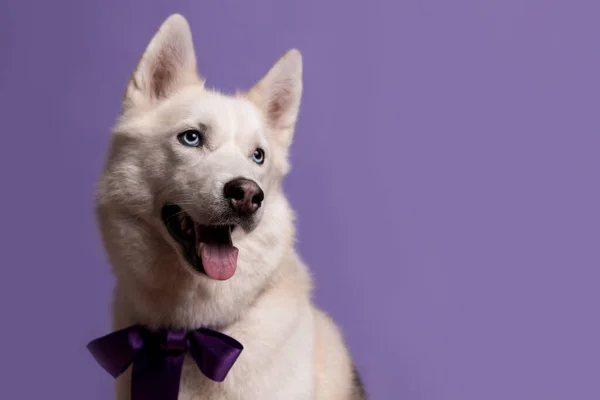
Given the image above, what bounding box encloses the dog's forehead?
[170,87,264,140]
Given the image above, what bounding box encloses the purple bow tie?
[87,325,243,400]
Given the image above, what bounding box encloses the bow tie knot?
[158,330,187,352]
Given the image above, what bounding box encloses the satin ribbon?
[87,324,243,400]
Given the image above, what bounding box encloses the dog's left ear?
[248,49,303,148]
[123,14,200,110]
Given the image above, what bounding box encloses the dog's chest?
[178,318,315,399]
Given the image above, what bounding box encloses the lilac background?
[1,0,599,399]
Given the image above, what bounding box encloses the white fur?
[96,14,365,399]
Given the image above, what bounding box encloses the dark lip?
[161,204,234,275]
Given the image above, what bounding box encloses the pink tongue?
[199,242,238,280]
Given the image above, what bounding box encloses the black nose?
[223,178,264,216]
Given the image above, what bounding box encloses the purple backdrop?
[1,0,599,399]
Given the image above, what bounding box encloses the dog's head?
[98,14,301,282]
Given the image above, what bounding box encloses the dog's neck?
[113,267,277,332]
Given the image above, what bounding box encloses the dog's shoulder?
[351,364,368,399]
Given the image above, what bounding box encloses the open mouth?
[161,204,238,280]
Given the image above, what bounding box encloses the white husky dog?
[95,13,366,400]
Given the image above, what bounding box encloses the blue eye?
[177,130,202,147]
[252,148,265,165]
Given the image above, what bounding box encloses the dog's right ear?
[123,14,200,110]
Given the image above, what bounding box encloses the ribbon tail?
[188,329,244,382]
[87,326,144,378]
[131,351,186,400]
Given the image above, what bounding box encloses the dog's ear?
[248,49,303,148]
[123,14,200,110]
